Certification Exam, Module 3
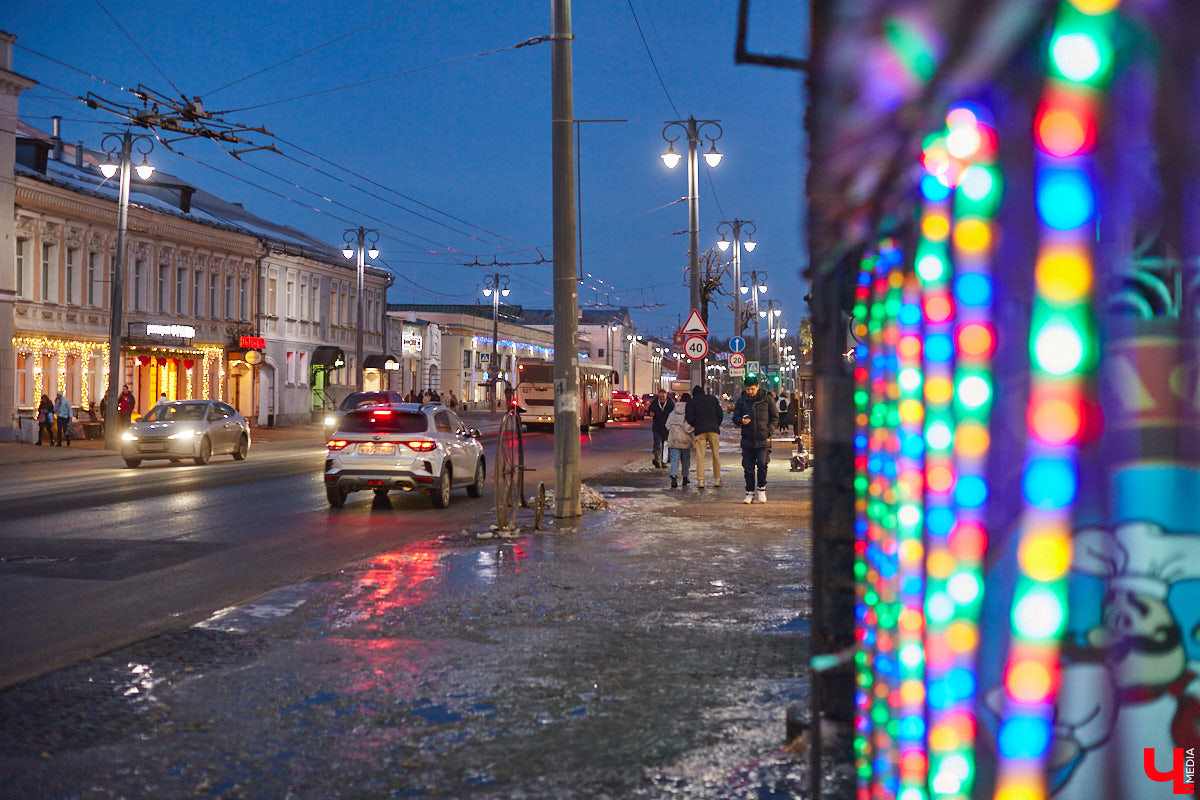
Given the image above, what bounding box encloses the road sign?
[746,361,760,374]
[728,336,745,353]
[730,367,746,377]
[681,309,708,335]
[683,335,709,360]
[729,352,746,369]
[479,353,491,362]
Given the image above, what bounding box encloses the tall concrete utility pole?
[551,0,581,518]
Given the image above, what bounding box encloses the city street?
[0,421,827,799]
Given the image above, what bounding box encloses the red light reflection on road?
[353,542,444,619]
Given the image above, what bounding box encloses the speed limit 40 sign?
[683,335,709,360]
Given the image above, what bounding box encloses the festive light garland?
[995,3,1114,798]
[13,336,108,409]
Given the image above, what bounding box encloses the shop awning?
[363,354,400,370]
[311,346,345,368]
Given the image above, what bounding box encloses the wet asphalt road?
[0,425,842,799]
[0,421,649,689]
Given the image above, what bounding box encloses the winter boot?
[743,492,755,504]
[670,476,678,489]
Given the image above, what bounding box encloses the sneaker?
[697,480,705,489]
[714,480,722,488]
[670,476,678,488]
[756,489,767,504]
[743,492,755,504]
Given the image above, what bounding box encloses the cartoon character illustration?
[1052,521,1200,797]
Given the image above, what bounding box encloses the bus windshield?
[520,364,554,383]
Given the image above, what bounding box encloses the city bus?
[515,359,614,431]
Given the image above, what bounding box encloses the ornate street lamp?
[342,226,380,393]
[99,129,154,449]
[482,274,510,418]
[716,219,757,342]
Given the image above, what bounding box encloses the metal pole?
[355,228,365,393]
[103,131,132,449]
[552,0,582,518]
[733,226,742,340]
[490,273,500,420]
[686,117,701,387]
[753,273,761,365]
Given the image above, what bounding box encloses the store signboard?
[129,322,195,341]
[402,327,423,354]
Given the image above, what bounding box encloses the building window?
[239,278,248,320]
[209,274,218,318]
[224,276,233,319]
[330,286,339,326]
[16,352,31,408]
[176,268,185,314]
[286,350,296,384]
[66,248,77,305]
[299,280,308,322]
[299,351,309,385]
[193,271,202,317]
[15,239,27,298]
[286,278,295,319]
[63,353,79,403]
[310,280,318,322]
[42,242,55,303]
[87,252,98,306]
[268,277,277,317]
[87,353,103,409]
[157,265,168,313]
[134,259,144,311]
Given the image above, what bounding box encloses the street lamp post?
[341,226,380,393]
[482,273,510,419]
[662,116,722,387]
[740,270,768,367]
[716,219,756,343]
[99,129,154,449]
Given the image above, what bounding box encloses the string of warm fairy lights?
[995,2,1116,798]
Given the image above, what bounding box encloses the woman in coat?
[36,394,54,446]
[665,392,694,489]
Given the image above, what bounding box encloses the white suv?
[323,404,485,508]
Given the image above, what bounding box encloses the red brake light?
[372,409,394,416]
[326,439,350,450]
[403,440,437,452]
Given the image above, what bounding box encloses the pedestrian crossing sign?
[746,361,760,374]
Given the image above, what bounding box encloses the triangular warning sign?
[681,309,708,335]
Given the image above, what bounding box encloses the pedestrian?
[686,384,724,488]
[665,393,694,489]
[54,390,74,447]
[35,393,54,446]
[785,392,800,437]
[647,388,674,469]
[448,389,458,410]
[733,374,779,504]
[117,384,136,431]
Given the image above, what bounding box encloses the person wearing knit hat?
[731,374,777,504]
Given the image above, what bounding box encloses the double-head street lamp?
[740,270,768,365]
[342,227,380,393]
[662,116,722,387]
[482,274,510,418]
[625,333,642,394]
[716,219,756,343]
[100,129,155,449]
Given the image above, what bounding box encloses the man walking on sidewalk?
[733,374,778,503]
[686,384,723,488]
[53,391,74,447]
[647,389,674,469]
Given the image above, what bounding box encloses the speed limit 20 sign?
[683,335,709,360]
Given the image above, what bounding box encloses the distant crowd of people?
[406,388,459,410]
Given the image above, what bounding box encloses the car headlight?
[324,416,336,427]
[121,430,137,441]
[168,429,196,440]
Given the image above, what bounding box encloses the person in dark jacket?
[732,374,778,503]
[685,384,724,488]
[35,394,54,445]
[647,389,674,468]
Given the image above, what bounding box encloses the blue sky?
[6,0,808,341]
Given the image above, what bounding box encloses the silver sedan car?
[121,400,251,468]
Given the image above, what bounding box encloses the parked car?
[121,400,250,468]
[611,390,644,421]
[323,404,485,509]
[323,390,407,436]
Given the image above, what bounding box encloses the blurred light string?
[995,2,1116,799]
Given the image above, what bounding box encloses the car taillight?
[618,398,630,403]
[372,409,393,416]
[326,439,350,450]
[403,440,437,452]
